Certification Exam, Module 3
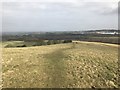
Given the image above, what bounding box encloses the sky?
[1,0,119,32]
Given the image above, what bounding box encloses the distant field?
[88,37,118,44]
[2,41,118,88]
[2,40,71,48]
[2,41,24,47]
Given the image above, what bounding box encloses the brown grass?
[2,42,118,88]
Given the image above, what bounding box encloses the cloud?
[1,0,119,2]
[85,2,118,15]
[2,0,119,15]
[2,0,118,32]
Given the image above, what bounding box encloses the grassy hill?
[2,41,118,88]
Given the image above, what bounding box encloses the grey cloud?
[80,2,118,15]
[2,1,118,32]
[3,1,118,15]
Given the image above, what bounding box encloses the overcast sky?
[1,0,119,32]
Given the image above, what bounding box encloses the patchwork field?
[2,41,119,88]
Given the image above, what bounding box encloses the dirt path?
[43,48,71,88]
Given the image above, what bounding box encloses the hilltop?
[2,42,118,88]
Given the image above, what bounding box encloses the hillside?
[2,42,118,88]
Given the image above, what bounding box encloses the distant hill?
[2,29,119,44]
[82,29,118,35]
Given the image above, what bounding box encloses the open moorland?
[2,41,119,88]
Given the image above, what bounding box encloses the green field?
[2,41,119,88]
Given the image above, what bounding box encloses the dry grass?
[2,42,118,88]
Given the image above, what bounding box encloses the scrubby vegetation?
[3,40,72,48]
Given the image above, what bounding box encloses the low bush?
[63,40,72,43]
[4,40,73,48]
[16,44,26,47]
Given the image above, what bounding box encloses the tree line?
[5,40,72,48]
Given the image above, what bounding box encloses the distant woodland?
[2,30,119,44]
